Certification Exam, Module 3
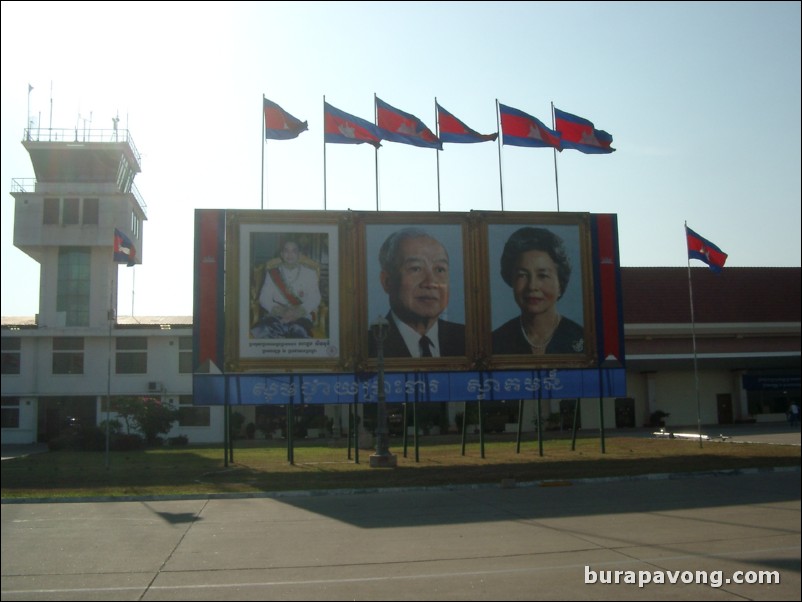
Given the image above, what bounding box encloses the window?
[43,198,60,224]
[178,337,193,373]
[52,337,84,374]
[83,198,99,225]
[178,395,210,427]
[57,248,91,327]
[116,336,147,374]
[1,398,20,429]
[63,198,80,224]
[131,213,141,239]
[1,337,21,375]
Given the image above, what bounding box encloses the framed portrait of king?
[224,210,349,372]
[354,211,477,371]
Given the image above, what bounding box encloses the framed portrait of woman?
[478,211,598,369]
[224,210,351,372]
[353,211,477,372]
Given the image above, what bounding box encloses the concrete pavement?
[2,469,800,601]
[2,422,799,600]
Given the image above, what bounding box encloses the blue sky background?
[2,1,800,318]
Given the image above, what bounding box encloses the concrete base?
[369,453,397,468]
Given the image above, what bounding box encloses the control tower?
[10,123,147,329]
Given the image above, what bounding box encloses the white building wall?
[643,369,733,428]
[1,329,224,445]
[624,372,650,426]
[1,397,38,444]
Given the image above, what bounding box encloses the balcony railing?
[22,127,141,166]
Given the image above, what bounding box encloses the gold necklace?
[520,313,561,352]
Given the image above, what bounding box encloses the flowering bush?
[113,396,180,444]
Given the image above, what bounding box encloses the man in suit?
[369,227,465,358]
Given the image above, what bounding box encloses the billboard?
[194,209,623,377]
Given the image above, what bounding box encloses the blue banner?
[193,368,626,406]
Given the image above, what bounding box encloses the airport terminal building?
[2,128,799,445]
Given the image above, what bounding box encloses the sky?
[1,1,800,319]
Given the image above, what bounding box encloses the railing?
[22,127,141,166]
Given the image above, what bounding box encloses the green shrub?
[113,397,180,444]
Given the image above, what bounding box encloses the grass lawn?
[2,434,799,500]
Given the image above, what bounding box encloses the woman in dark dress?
[492,227,584,355]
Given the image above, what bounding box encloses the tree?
[112,396,180,444]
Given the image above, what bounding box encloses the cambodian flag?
[264,98,308,140]
[499,103,561,150]
[686,225,727,272]
[324,102,382,148]
[376,97,442,150]
[113,228,137,267]
[436,103,497,144]
[554,108,615,154]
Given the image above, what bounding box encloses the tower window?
[43,198,60,224]
[83,198,99,225]
[63,198,80,224]
[57,247,91,327]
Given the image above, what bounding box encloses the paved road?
[2,469,799,601]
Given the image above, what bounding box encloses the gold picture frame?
[224,210,354,373]
[220,209,598,374]
[476,211,598,369]
[352,211,479,372]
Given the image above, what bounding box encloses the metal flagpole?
[261,94,265,209]
[27,84,32,140]
[323,95,328,210]
[105,279,114,469]
[435,98,441,211]
[495,99,504,211]
[685,222,704,448]
[374,93,380,211]
[131,267,135,317]
[551,101,561,212]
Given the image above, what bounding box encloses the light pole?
[370,315,397,468]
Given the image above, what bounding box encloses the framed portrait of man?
[479,211,597,369]
[224,210,347,372]
[356,212,476,371]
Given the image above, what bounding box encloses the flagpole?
[27,83,32,140]
[685,222,704,448]
[551,101,561,212]
[374,93,379,211]
[323,95,328,210]
[105,275,114,470]
[261,94,265,210]
[131,267,135,317]
[495,99,504,211]
[434,98,441,211]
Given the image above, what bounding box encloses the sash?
[268,267,303,307]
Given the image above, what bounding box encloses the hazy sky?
[2,1,800,318]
